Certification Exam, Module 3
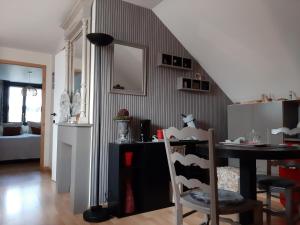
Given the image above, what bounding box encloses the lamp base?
[83,205,111,223]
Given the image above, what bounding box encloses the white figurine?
[59,91,71,122]
[181,114,196,128]
[71,90,81,116]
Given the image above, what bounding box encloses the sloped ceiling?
[153,0,300,102]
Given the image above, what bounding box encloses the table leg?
[239,159,257,225]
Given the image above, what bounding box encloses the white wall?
[0,46,53,168]
[154,0,300,103]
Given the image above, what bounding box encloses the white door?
[51,50,66,181]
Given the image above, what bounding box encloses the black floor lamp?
[83,33,114,223]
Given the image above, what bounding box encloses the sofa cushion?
[31,126,41,135]
[3,126,21,136]
[27,121,41,134]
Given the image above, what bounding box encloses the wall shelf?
[158,53,192,70]
[177,77,211,93]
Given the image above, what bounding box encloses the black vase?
[139,120,151,142]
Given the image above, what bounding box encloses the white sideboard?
[56,123,92,214]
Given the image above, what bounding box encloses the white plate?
[219,142,270,147]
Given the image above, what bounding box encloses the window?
[7,85,42,123]
[8,87,23,122]
[25,89,42,122]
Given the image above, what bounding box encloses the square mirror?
[111,42,147,96]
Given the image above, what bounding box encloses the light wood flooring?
[0,162,296,225]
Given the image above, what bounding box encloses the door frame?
[0,59,47,169]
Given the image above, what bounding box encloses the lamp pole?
[83,33,114,223]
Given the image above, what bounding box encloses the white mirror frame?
[110,41,147,96]
[65,18,90,122]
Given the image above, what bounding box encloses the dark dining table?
[196,143,300,225]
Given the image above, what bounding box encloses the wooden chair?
[163,127,263,225]
[257,160,300,225]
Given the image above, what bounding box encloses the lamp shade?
[86,33,114,46]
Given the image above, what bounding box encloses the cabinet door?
[228,104,254,140]
[141,144,171,211]
[253,102,283,175]
[253,102,283,144]
[228,104,254,167]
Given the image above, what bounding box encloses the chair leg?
[175,203,183,225]
[253,201,263,225]
[266,191,271,225]
[285,188,294,225]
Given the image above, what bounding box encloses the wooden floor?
[0,162,296,225]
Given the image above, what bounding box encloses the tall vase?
[116,120,130,143]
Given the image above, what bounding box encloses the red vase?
[124,178,135,214]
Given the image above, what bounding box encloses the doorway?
[0,59,46,168]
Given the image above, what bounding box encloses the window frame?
[3,81,42,124]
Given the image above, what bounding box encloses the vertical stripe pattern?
[92,0,232,204]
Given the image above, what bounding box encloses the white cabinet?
[228,102,284,174]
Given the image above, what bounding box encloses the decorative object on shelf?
[113,109,132,143]
[71,90,81,117]
[195,73,203,80]
[177,77,210,92]
[139,119,151,142]
[172,56,182,67]
[289,90,298,100]
[156,129,164,140]
[261,94,273,102]
[158,53,192,70]
[59,91,71,122]
[113,84,124,90]
[181,114,196,128]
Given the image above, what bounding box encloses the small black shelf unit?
[177,77,211,92]
[158,53,193,70]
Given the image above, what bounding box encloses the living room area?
[1,0,300,225]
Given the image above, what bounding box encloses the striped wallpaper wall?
[93,0,232,203]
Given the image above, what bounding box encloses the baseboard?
[0,158,40,164]
[41,166,52,174]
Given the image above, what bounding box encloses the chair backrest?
[163,127,218,224]
[268,128,300,175]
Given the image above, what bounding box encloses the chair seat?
[257,175,295,189]
[189,189,244,205]
[181,189,258,215]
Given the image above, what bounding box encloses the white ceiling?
[0,0,76,54]
[154,0,300,102]
[122,0,163,9]
[0,64,42,84]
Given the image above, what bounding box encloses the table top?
[196,144,300,160]
[109,141,300,160]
